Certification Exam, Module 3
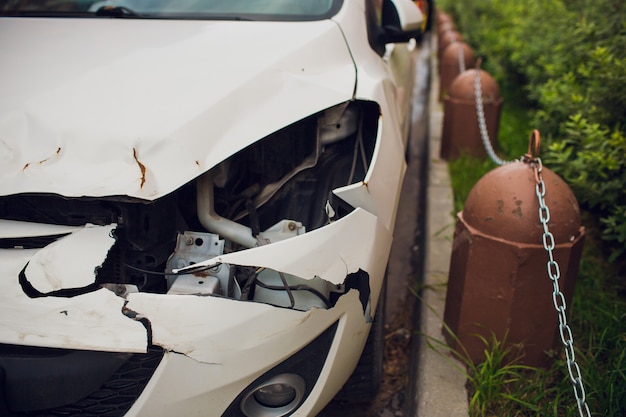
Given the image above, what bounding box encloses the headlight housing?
[241,373,306,416]
[222,321,338,417]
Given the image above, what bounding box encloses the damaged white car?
[0,0,429,416]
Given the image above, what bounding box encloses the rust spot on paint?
[362,180,369,191]
[512,199,523,219]
[133,148,147,188]
[195,160,200,167]
[38,147,62,164]
[22,147,62,170]
[496,200,504,215]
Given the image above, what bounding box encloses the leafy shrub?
[437,0,626,259]
[545,115,626,261]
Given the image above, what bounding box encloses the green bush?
[545,115,626,261]
[437,3,626,415]
[437,0,626,259]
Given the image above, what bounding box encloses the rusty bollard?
[437,30,463,64]
[443,159,585,367]
[439,42,475,101]
[436,9,453,27]
[440,69,500,160]
[437,20,457,37]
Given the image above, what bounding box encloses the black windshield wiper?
[95,6,140,18]
[0,5,144,18]
[0,7,254,20]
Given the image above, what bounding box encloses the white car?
[0,1,429,416]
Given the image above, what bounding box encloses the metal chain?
[466,50,591,413]
[457,42,466,74]
[473,68,512,166]
[530,156,592,417]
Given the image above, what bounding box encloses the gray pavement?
[410,33,469,417]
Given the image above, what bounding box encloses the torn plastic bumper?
[0,205,389,348]
[0,204,390,416]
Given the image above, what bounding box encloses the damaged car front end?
[0,0,427,415]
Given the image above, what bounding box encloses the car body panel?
[330,0,418,231]
[24,223,117,293]
[172,207,390,287]
[0,251,148,352]
[0,18,356,199]
[125,292,368,417]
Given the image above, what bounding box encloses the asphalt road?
[319,35,432,417]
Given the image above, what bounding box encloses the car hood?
[0,18,356,200]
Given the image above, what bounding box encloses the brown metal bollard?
[436,9,453,27]
[440,69,500,160]
[443,160,585,367]
[437,30,463,64]
[439,42,475,101]
[437,20,457,37]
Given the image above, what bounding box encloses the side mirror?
[382,0,424,43]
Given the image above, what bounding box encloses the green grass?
[448,155,494,214]
[567,223,626,417]
[496,83,533,159]
[443,82,626,416]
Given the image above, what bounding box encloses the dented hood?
[0,18,356,199]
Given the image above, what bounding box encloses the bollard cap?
[441,42,475,72]
[462,161,583,244]
[446,68,500,104]
[437,21,457,36]
[438,30,463,52]
[436,10,453,26]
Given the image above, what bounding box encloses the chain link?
[530,157,591,417]
[473,68,512,166]
[457,42,466,74]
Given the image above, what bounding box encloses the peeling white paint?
[23,223,117,294]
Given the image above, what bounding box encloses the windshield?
[0,0,342,20]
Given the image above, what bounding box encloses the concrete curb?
[412,35,469,417]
